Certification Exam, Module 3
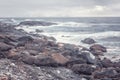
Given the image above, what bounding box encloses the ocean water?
[1,17,120,61]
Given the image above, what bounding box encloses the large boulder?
[18,21,56,26]
[90,44,107,56]
[81,38,96,44]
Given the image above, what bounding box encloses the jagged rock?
[81,38,96,44]
[90,44,107,56]
[18,21,56,26]
[71,64,96,75]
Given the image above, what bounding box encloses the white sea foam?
[55,22,92,27]
[16,25,120,45]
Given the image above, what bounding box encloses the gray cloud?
[0,0,120,17]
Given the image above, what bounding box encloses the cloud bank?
[0,0,120,17]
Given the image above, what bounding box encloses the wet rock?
[81,38,96,44]
[94,68,118,79]
[71,64,96,75]
[35,29,44,33]
[18,21,56,26]
[0,42,12,51]
[17,36,34,42]
[80,51,96,64]
[90,44,107,56]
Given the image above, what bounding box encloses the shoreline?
[0,21,120,80]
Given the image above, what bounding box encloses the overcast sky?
[0,0,120,17]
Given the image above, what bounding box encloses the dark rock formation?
[81,38,96,44]
[18,21,56,26]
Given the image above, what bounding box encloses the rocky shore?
[0,21,120,80]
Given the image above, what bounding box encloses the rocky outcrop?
[18,21,56,26]
[0,22,119,80]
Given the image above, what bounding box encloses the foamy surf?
[15,18,120,61]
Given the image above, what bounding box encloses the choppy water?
[0,17,120,61]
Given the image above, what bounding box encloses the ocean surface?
[0,17,120,61]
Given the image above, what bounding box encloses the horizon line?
[1,16,120,18]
